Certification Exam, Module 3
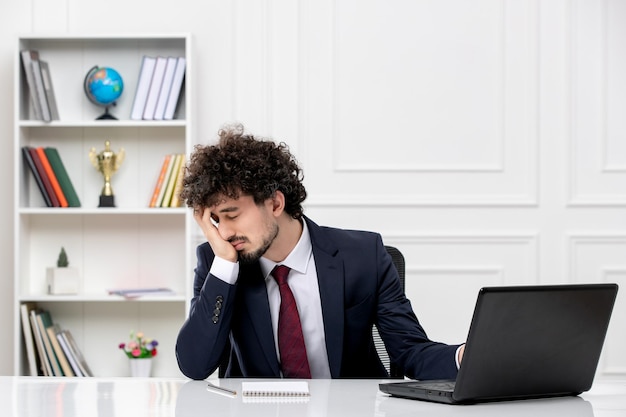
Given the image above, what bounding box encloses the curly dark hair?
[179,124,307,219]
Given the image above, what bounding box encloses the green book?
[44,147,81,207]
[36,310,64,376]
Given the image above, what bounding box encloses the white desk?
[2,376,625,417]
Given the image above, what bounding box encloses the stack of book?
[22,146,81,208]
[130,55,186,120]
[20,302,94,377]
[20,50,60,122]
[149,153,186,208]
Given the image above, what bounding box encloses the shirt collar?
[260,219,312,280]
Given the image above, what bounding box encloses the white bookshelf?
[13,34,193,377]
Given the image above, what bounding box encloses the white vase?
[129,358,152,377]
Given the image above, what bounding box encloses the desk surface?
[1,376,625,417]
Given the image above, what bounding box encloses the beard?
[237,221,279,264]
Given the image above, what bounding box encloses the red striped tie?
[271,265,311,378]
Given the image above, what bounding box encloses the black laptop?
[379,283,618,405]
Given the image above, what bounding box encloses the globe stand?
[96,105,117,121]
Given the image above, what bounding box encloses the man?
[175,124,464,380]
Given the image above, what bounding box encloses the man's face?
[209,194,278,264]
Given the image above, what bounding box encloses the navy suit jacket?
[176,217,461,380]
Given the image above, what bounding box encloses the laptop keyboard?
[413,381,456,391]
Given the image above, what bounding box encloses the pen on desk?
[207,382,237,397]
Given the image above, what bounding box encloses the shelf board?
[18,33,190,41]
[18,120,187,128]
[18,207,188,215]
[18,294,186,303]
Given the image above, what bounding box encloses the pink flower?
[120,330,159,359]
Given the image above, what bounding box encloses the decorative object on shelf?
[46,247,80,295]
[119,331,158,377]
[83,66,124,120]
[89,140,125,207]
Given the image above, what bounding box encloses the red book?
[36,147,68,207]
[28,147,60,207]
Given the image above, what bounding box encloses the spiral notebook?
[241,381,310,397]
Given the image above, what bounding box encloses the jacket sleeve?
[175,243,236,380]
[373,236,461,380]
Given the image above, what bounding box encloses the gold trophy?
[89,140,125,207]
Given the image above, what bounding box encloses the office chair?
[373,245,406,378]
[218,245,407,378]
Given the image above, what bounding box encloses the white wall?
[1,0,624,377]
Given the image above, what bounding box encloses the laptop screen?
[453,284,618,402]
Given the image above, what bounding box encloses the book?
[163,57,186,120]
[29,309,51,376]
[20,302,41,376]
[241,381,310,397]
[130,56,157,120]
[46,325,75,377]
[35,311,64,376]
[169,154,186,207]
[154,154,176,207]
[153,56,178,120]
[30,52,52,122]
[20,50,43,120]
[28,146,60,207]
[44,147,81,207]
[142,56,168,120]
[39,60,60,120]
[36,147,68,207]
[149,154,172,207]
[56,331,83,377]
[107,287,176,299]
[22,146,52,207]
[160,154,183,207]
[61,329,93,377]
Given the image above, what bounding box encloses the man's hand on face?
[193,207,238,263]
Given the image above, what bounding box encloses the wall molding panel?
[384,233,540,285]
[568,0,626,206]
[299,0,539,207]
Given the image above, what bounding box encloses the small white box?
[46,267,80,295]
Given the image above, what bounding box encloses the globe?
[83,66,124,120]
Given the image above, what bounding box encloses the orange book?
[149,154,172,207]
[36,147,68,207]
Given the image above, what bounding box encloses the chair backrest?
[372,245,406,378]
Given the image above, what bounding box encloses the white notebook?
[241,381,310,397]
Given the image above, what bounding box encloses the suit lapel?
[240,263,281,376]
[306,217,345,378]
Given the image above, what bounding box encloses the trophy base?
[99,195,115,207]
